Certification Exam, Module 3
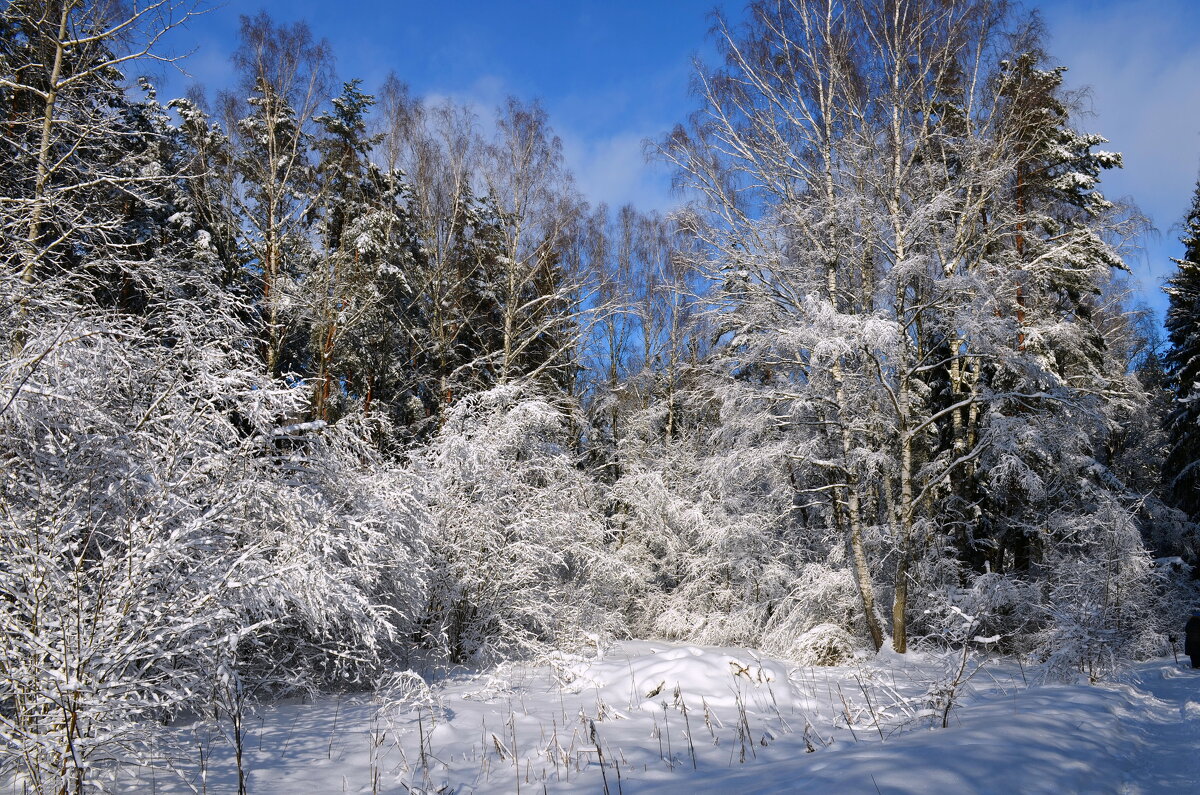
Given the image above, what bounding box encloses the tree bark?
[21,1,75,285]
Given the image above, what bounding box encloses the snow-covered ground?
[118,642,1200,794]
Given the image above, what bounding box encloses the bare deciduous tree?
[226,11,333,376]
[661,0,1139,652]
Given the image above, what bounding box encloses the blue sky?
[166,0,1200,328]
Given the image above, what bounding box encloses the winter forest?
[3,0,1200,792]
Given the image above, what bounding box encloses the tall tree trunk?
[892,426,914,653]
[836,374,885,652]
[21,1,74,285]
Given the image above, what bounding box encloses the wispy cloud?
[419,74,681,215]
[559,129,674,213]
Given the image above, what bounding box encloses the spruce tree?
[309,80,426,437]
[1164,180,1200,518]
[964,52,1127,575]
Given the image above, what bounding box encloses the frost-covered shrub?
[415,385,623,664]
[1033,499,1161,681]
[790,623,856,666]
[764,563,866,641]
[917,574,1041,655]
[1151,558,1200,657]
[612,461,795,649]
[0,303,431,790]
[0,316,262,790]
[611,432,867,656]
[217,416,432,694]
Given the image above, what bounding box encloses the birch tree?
[480,98,588,392]
[661,0,1143,652]
[1,0,199,276]
[226,12,332,376]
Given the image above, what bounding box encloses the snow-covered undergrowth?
[109,641,1193,794]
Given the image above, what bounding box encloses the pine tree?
[1164,180,1200,518]
[171,94,248,295]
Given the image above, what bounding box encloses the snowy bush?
[920,574,1041,655]
[217,416,431,694]
[1033,499,1161,681]
[610,429,869,656]
[1151,558,1200,658]
[415,385,623,664]
[612,461,798,650]
[0,302,431,790]
[789,623,857,666]
[0,315,261,790]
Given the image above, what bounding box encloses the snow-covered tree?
[226,12,332,377]
[306,80,426,434]
[1165,180,1200,520]
[415,385,623,663]
[0,10,433,788]
[657,0,1152,655]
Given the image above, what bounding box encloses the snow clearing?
[119,642,1199,793]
